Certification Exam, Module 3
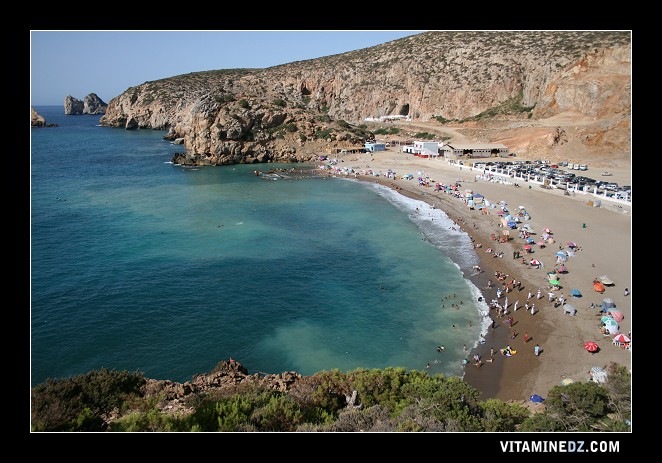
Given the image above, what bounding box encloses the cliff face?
[31,107,46,127]
[100,31,631,164]
[64,95,84,115]
[83,93,108,114]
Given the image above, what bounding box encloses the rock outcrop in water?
[83,93,108,114]
[31,107,58,127]
[64,95,84,115]
[100,31,631,165]
[31,107,46,127]
[64,93,108,115]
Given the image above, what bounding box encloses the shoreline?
[314,150,631,401]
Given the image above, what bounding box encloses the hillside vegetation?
[31,361,630,432]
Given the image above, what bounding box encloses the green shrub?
[238,99,250,109]
[31,368,145,431]
[215,94,235,104]
[273,98,286,107]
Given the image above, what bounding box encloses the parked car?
[601,171,612,176]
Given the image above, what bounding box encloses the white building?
[402,141,440,157]
[441,143,509,158]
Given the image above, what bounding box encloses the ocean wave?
[369,183,479,271]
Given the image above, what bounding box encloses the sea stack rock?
[31,107,46,127]
[64,95,84,115]
[83,93,108,115]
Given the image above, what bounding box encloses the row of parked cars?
[471,160,631,200]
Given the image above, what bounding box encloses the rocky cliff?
[65,93,108,115]
[100,31,631,165]
[31,107,46,127]
[84,93,108,114]
[64,95,84,115]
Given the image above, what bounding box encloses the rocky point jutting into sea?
[99,31,630,166]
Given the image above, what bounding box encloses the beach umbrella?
[526,238,535,244]
[594,281,605,293]
[570,289,582,297]
[599,275,614,286]
[507,221,516,228]
[549,279,560,286]
[603,298,615,308]
[561,378,575,386]
[584,341,599,353]
[557,265,568,273]
[556,251,567,258]
[601,316,615,324]
[609,310,624,322]
[542,228,552,234]
[567,242,577,248]
[523,245,532,251]
[613,333,630,343]
[474,193,484,199]
[604,318,618,328]
[529,394,544,403]
[530,259,541,266]
[518,205,526,209]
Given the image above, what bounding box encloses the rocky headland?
[31,107,58,127]
[99,31,630,166]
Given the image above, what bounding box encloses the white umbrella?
[590,366,608,383]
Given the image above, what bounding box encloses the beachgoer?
[624,288,629,297]
[527,291,532,301]
[536,289,542,299]
[530,304,535,315]
[534,344,540,356]
[463,344,467,351]
[511,330,517,339]
[513,300,519,312]
[490,347,495,358]
[426,363,430,369]
[548,291,555,302]
[524,332,530,343]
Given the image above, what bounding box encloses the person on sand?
[524,332,530,343]
[513,300,519,312]
[527,291,532,301]
[530,304,536,315]
[624,288,629,297]
[536,289,542,299]
[548,291,555,302]
[534,344,540,356]
[490,347,495,358]
[511,330,517,339]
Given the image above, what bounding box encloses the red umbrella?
[613,334,630,343]
[584,341,599,353]
[523,245,532,250]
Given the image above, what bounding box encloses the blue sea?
[31,106,488,386]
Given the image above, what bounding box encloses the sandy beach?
[318,149,632,401]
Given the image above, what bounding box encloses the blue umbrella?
[473,193,484,199]
[570,289,582,297]
[530,394,544,403]
[507,221,516,227]
[556,251,567,257]
[526,238,535,244]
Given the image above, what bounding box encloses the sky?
[30,31,421,106]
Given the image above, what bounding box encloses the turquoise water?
[31,106,487,386]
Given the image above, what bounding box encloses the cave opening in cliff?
[399,104,410,116]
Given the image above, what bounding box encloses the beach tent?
[590,367,608,383]
[563,304,577,316]
[570,289,582,297]
[526,237,535,244]
[556,264,568,274]
[602,298,616,309]
[599,275,614,286]
[594,281,605,293]
[529,394,544,403]
[556,251,567,258]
